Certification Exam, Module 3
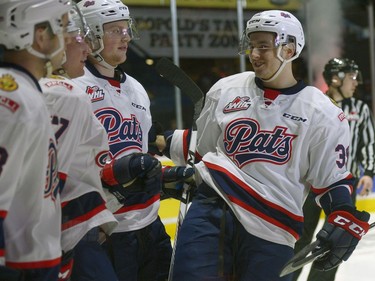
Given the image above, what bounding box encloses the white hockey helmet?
[77,0,139,41]
[239,10,305,61]
[77,0,139,67]
[67,3,101,53]
[0,0,72,51]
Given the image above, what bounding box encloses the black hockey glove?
[101,153,162,204]
[161,166,195,201]
[312,208,370,271]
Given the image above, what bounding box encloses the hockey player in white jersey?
[73,1,172,280]
[169,10,371,281]
[39,5,119,281]
[0,1,71,280]
[292,58,375,281]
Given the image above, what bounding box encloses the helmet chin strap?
[26,33,65,62]
[92,52,117,70]
[260,45,295,83]
[26,33,65,77]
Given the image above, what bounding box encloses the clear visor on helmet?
[129,18,140,40]
[83,27,101,52]
[104,18,140,40]
[238,30,250,55]
[67,4,101,52]
[238,30,280,55]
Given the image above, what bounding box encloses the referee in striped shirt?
[292,58,375,281]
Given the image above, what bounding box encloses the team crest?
[95,108,143,158]
[223,96,252,113]
[82,0,95,7]
[224,118,297,168]
[0,74,18,91]
[280,12,291,18]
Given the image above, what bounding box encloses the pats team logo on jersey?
[223,96,252,113]
[0,74,18,91]
[224,118,297,167]
[86,85,105,102]
[95,107,143,158]
[96,150,109,168]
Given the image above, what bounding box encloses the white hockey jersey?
[40,75,118,251]
[174,72,352,247]
[73,64,159,232]
[0,64,61,269]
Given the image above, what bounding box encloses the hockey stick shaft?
[155,57,204,281]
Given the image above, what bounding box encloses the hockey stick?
[279,221,375,277]
[155,57,204,281]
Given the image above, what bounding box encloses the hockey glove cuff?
[101,153,159,186]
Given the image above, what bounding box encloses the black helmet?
[323,58,362,86]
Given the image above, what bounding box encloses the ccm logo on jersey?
[223,96,252,113]
[86,85,105,102]
[282,113,307,122]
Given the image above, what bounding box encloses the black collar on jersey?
[0,62,43,92]
[255,77,306,96]
[85,61,127,83]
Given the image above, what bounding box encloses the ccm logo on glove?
[328,211,370,239]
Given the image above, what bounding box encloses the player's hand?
[101,153,160,187]
[312,208,370,271]
[161,166,195,200]
[162,166,195,187]
[357,175,373,196]
[101,153,162,202]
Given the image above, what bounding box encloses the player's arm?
[162,91,220,166]
[0,118,29,265]
[307,115,370,271]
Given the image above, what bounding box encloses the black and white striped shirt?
[337,97,375,179]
